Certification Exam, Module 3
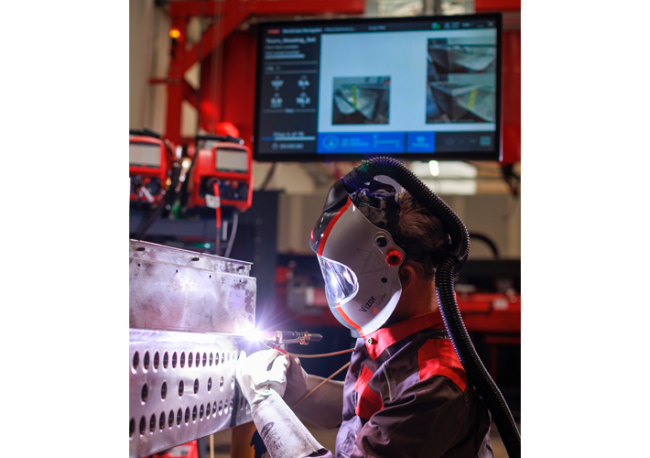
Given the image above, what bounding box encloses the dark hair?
[395,191,449,281]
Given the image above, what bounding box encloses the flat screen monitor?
[253,13,502,162]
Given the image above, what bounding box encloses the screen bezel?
[253,13,502,162]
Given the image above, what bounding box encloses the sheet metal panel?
[129,329,256,457]
[129,240,255,333]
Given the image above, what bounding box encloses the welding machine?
[187,135,253,212]
[129,129,177,206]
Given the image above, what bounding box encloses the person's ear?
[399,264,417,291]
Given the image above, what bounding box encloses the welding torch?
[260,330,323,346]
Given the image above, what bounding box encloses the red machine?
[187,136,253,212]
[152,441,198,458]
[129,130,177,205]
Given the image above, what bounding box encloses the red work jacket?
[322,310,493,458]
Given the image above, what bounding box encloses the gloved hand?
[236,350,325,458]
[236,349,290,405]
[282,355,309,407]
[283,355,344,430]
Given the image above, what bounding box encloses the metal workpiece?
[429,83,495,122]
[129,329,256,458]
[129,240,256,333]
[130,239,251,275]
[129,240,260,456]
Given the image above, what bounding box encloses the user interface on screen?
[254,14,501,161]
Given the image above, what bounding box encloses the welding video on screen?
[317,29,497,134]
[332,76,390,125]
[426,37,496,123]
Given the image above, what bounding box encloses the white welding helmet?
[309,180,406,337]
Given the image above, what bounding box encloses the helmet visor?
[317,256,359,305]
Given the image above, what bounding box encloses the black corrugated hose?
[357,157,521,458]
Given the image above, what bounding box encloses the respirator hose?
[355,157,521,458]
[436,258,520,458]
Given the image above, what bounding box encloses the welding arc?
[285,348,354,358]
[291,361,351,409]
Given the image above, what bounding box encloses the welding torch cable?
[290,360,351,409]
[285,348,354,358]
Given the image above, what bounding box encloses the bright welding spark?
[244,328,264,342]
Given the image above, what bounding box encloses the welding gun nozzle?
[261,331,323,346]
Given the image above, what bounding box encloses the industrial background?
[5,0,650,457]
[128,0,520,457]
[6,1,649,457]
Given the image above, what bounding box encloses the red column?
[165,18,188,145]
[475,0,520,164]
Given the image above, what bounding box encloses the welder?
[237,160,494,458]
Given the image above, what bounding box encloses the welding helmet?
[309,176,407,337]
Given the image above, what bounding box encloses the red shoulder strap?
[354,365,384,420]
[417,339,468,391]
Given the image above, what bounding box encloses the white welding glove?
[236,349,290,405]
[236,350,325,458]
[283,356,344,430]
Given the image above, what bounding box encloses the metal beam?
[183,79,199,109]
[178,7,250,74]
[474,0,520,12]
[169,1,227,17]
[169,0,364,18]
[249,0,364,15]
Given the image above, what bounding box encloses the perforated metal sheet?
[129,329,255,458]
